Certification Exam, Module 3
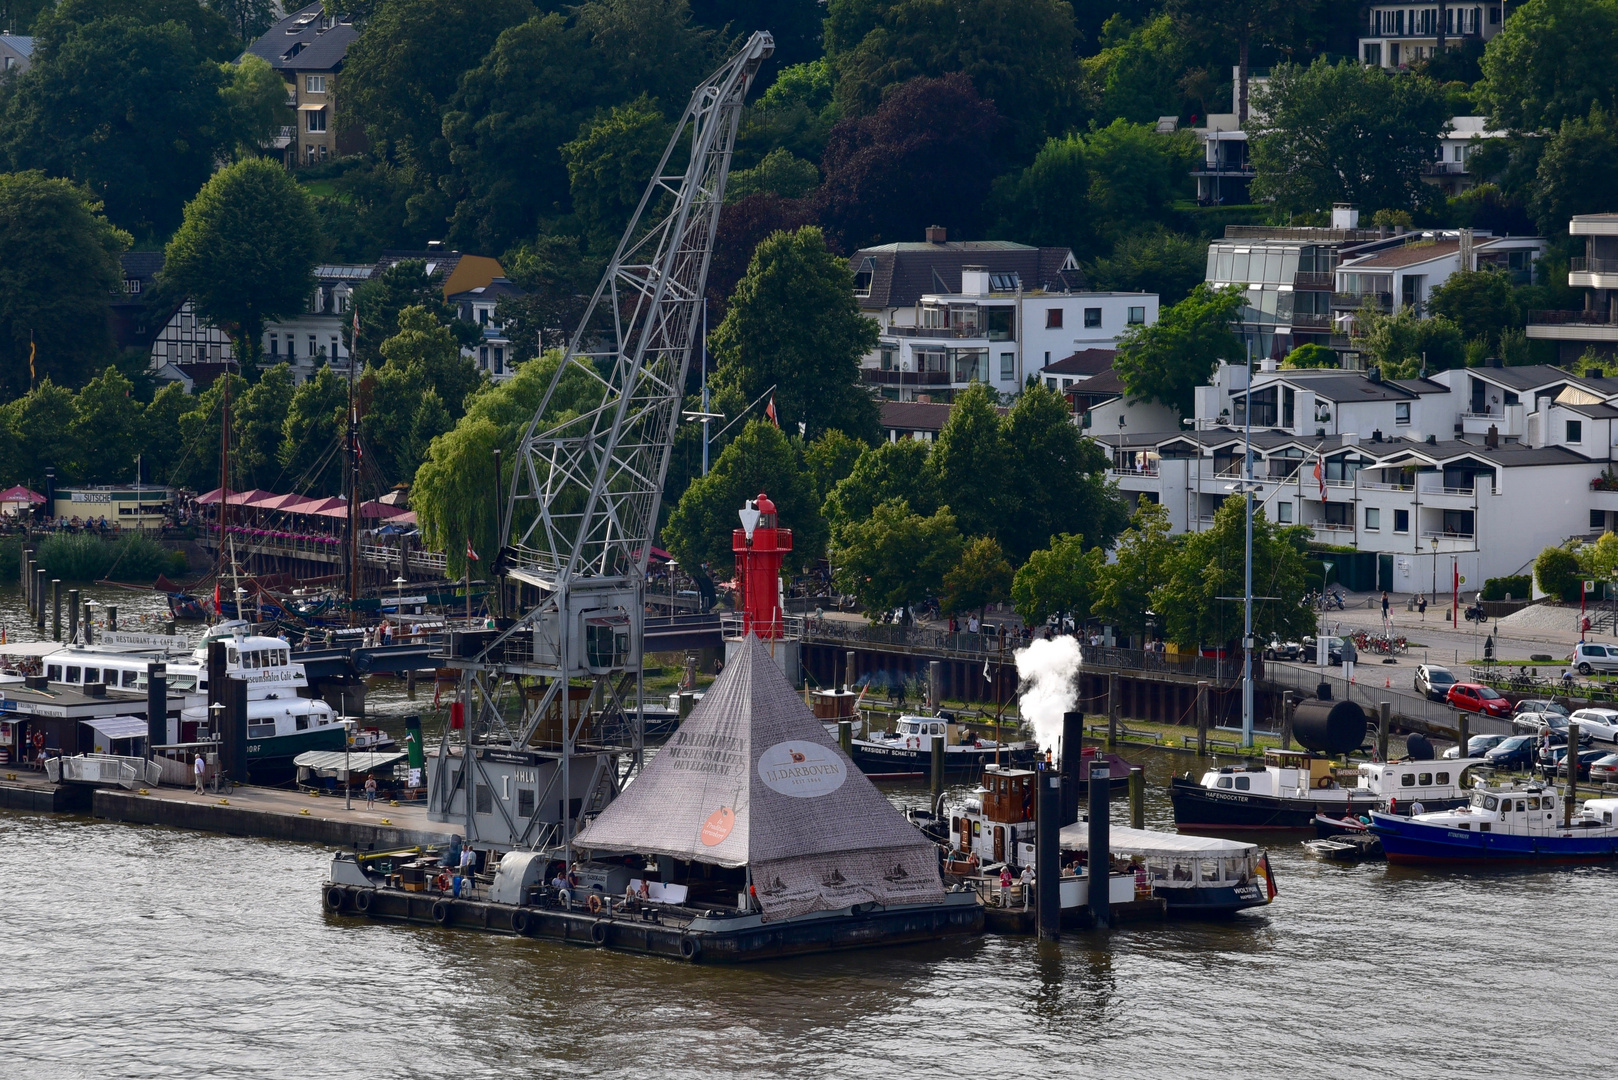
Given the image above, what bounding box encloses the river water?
[1,585,1610,1078]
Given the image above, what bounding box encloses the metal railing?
[1291,313,1331,329]
[1224,226,1388,242]
[1108,466,1160,478]
[885,325,994,340]
[1529,309,1618,326]
[360,543,446,572]
[861,368,951,386]
[1292,272,1335,289]
[720,612,805,639]
[1571,257,1618,275]
[1333,291,1393,311]
[1420,529,1476,541]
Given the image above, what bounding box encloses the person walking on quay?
[364,775,377,809]
[193,752,206,794]
[1019,864,1035,907]
[1416,593,1427,620]
[1381,591,1391,633]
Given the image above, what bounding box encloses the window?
[517,789,536,818]
[67,666,81,682]
[1490,5,1500,22]
[1128,306,1146,325]
[475,785,493,814]
[1282,386,1295,428]
[1277,501,1293,524]
[296,716,309,731]
[329,336,339,359]
[122,671,137,688]
[853,257,875,297]
[1234,776,1250,790]
[1365,507,1381,531]
[1084,307,1102,328]
[268,333,279,356]
[1044,308,1064,329]
[305,74,325,94]
[1363,42,1381,66]
[1217,777,1232,789]
[1401,773,1416,787]
[479,346,489,369]
[1437,772,1450,785]
[1567,419,1583,443]
[1000,352,1015,379]
[308,334,318,358]
[47,665,61,681]
[1594,509,1607,531]
[985,306,1014,341]
[306,108,327,133]
[921,306,946,329]
[879,346,896,371]
[1395,402,1410,424]
[83,668,99,684]
[493,347,504,372]
[1324,502,1350,525]
[1394,508,1410,533]
[1418,773,1432,785]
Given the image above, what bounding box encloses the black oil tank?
[1291,698,1368,756]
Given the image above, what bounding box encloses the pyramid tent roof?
[574,635,944,921]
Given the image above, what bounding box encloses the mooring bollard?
[1128,766,1144,830]
[1036,764,1060,942]
[1089,764,1111,929]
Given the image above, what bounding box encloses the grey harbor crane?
[425,31,775,856]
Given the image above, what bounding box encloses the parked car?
[1264,638,1302,661]
[1302,635,1345,665]
[1513,711,1566,734]
[1590,753,1618,785]
[1569,708,1618,742]
[1443,734,1509,759]
[1446,682,1513,718]
[1570,642,1618,676]
[1483,735,1539,771]
[1415,664,1458,701]
[1512,698,1569,719]
[1541,746,1607,781]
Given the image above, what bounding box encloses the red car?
[1446,682,1512,718]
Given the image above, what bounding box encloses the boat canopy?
[81,716,152,740]
[294,750,407,772]
[1058,823,1258,859]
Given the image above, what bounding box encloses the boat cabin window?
[47,665,61,680]
[1418,773,1432,785]
[1436,772,1449,785]
[1400,774,1416,787]
[1217,777,1233,789]
[83,667,99,684]
[1527,797,1540,810]
[247,719,275,738]
[1483,795,1498,811]
[66,666,80,682]
[1545,795,1554,808]
[227,649,238,664]
[1235,776,1250,790]
[1605,811,1613,824]
[1480,823,1491,832]
[296,717,309,731]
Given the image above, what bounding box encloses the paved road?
[1315,592,1586,665]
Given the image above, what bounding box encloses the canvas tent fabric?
[1057,823,1258,858]
[574,635,944,922]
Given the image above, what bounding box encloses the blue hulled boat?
[1368,785,1618,864]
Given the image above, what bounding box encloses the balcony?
[1109,465,1159,479]
[1570,257,1618,289]
[861,368,951,386]
[1421,161,1469,176]
[1526,309,1618,343]
[1332,291,1393,312]
[885,325,999,340]
[1359,480,1414,492]
[1292,272,1335,290]
[1311,522,1356,541]
[1420,529,1475,553]
[1570,258,1618,274]
[1290,312,1332,330]
[1528,309,1618,325]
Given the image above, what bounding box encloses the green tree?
[802,428,868,507]
[926,383,1009,542]
[141,382,194,487]
[830,498,962,617]
[0,378,81,486]
[1164,0,1321,125]
[943,535,1013,621]
[233,362,294,488]
[727,147,820,203]
[361,306,483,485]
[562,96,670,250]
[1282,342,1338,368]
[741,57,840,164]
[1152,495,1315,648]
[2,17,229,235]
[1531,107,1618,235]
[277,365,350,493]
[663,420,826,579]
[1114,283,1245,418]
[0,172,127,397]
[709,226,880,443]
[1250,59,1450,216]
[70,366,144,483]
[210,0,276,41]
[822,438,937,528]
[1359,306,1465,378]
[162,158,319,372]
[1479,0,1618,133]
[1091,500,1177,643]
[30,0,238,62]
[1086,229,1208,306]
[1535,544,1581,602]
[219,54,295,155]
[1427,268,1520,348]
[1579,532,1618,585]
[1012,532,1101,628]
[1081,14,1202,125]
[571,0,720,118]
[350,259,477,369]
[825,0,1078,155]
[375,305,482,417]
[1002,383,1127,561]
[172,372,247,492]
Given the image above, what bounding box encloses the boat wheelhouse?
[846,714,1040,778]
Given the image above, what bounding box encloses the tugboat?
[1170,694,1483,831]
[1369,786,1618,863]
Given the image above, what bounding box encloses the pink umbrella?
[195,488,231,504]
[0,485,45,504]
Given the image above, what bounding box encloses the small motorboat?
[1369,785,1618,863]
[167,592,208,621]
[1303,833,1384,862]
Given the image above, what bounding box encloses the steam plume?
[1014,636,1082,755]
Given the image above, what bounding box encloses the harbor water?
[2,585,1611,1077]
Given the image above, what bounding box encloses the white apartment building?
[1091,361,1618,590]
[1360,1,1508,69]
[1334,231,1543,337]
[262,264,372,382]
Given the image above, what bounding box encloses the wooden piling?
[1036,767,1060,941]
[1456,712,1469,760]
[1280,691,1294,750]
[930,733,944,801]
[106,604,117,631]
[1128,766,1144,829]
[35,569,47,629]
[51,579,61,641]
[1566,722,1579,827]
[1196,680,1209,756]
[67,588,79,643]
[838,720,852,756]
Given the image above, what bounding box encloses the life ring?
[908,736,919,749]
[324,886,346,911]
[31,731,44,751]
[590,919,609,945]
[353,889,373,913]
[434,872,451,892]
[586,893,603,915]
[680,934,700,961]
[431,899,451,925]
[1317,776,1331,789]
[511,909,530,935]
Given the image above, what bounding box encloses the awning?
[293,750,407,772]
[81,716,151,740]
[0,485,44,503]
[195,487,232,504]
[297,103,327,111]
[1057,823,1257,859]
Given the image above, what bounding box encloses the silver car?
[1569,708,1618,742]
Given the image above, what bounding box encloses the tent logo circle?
[757,741,846,798]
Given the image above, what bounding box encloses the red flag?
[465,538,480,562]
[1314,456,1327,503]
[765,396,779,428]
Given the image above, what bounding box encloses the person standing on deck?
[364,775,377,809]
[194,752,206,794]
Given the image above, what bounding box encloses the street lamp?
[1144,610,1158,654]
[338,716,357,809]
[393,575,409,634]
[207,701,226,792]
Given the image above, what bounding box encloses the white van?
[1571,642,1618,676]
